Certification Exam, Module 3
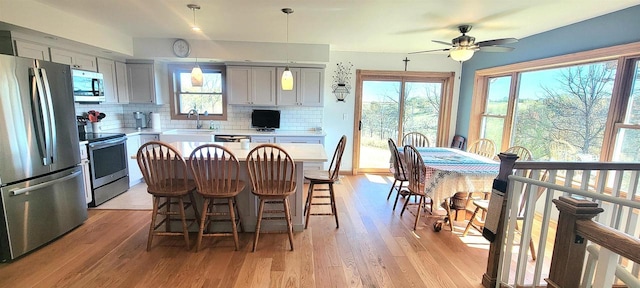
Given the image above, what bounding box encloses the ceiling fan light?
[450,47,475,62]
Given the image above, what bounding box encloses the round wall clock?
[172,39,191,58]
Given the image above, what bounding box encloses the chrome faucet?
[187,109,202,129]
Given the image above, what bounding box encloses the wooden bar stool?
[303,135,346,229]
[137,141,200,251]
[189,144,245,251]
[246,144,297,252]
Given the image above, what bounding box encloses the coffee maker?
[133,111,148,129]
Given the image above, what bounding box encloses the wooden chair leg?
[462,206,481,236]
[147,196,160,251]
[228,198,240,251]
[329,183,339,228]
[178,198,190,250]
[253,199,265,252]
[400,191,413,216]
[283,198,294,251]
[515,221,537,260]
[165,197,171,233]
[189,192,200,222]
[443,199,455,232]
[529,239,537,261]
[387,179,398,200]
[393,185,403,211]
[304,182,315,229]
[234,197,244,233]
[195,198,210,252]
[413,195,425,231]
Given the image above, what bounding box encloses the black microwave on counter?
[72,69,105,103]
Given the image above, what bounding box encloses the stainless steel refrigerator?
[0,54,87,261]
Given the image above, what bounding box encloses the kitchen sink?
[160,129,216,143]
[162,129,216,135]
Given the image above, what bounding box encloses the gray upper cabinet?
[14,40,50,61]
[230,65,324,107]
[227,66,276,106]
[115,61,129,103]
[50,48,97,71]
[126,62,167,105]
[97,58,118,103]
[277,67,324,107]
[276,67,300,106]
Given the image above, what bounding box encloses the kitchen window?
[168,64,227,120]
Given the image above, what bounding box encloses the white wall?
[323,51,462,171]
[0,0,133,56]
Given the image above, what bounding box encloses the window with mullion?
[169,64,227,120]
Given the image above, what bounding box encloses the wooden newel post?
[482,152,518,288]
[545,196,603,288]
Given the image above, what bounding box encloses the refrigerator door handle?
[9,170,82,196]
[31,68,52,166]
[39,68,57,164]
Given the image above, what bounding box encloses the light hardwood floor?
[0,174,489,287]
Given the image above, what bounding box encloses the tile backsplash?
[76,103,323,131]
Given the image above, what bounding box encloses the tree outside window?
[169,64,227,121]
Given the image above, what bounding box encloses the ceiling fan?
[409,25,518,62]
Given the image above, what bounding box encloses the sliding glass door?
[354,71,455,173]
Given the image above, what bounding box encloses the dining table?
[416,147,500,206]
[401,147,500,224]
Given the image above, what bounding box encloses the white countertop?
[133,142,328,162]
[104,128,325,137]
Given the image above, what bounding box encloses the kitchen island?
[141,141,328,232]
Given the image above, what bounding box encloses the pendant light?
[191,58,203,87]
[187,4,203,87]
[281,8,294,91]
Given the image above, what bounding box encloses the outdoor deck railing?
[483,155,640,288]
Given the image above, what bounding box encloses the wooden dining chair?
[304,135,346,229]
[246,144,296,252]
[504,145,533,161]
[467,138,497,159]
[189,144,245,251]
[386,138,409,210]
[463,169,548,260]
[402,132,430,147]
[136,141,200,251]
[400,144,434,230]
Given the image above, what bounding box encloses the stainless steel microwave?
[72,69,105,103]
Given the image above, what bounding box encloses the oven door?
[88,137,128,188]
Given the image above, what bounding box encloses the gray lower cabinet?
[127,134,159,186]
[250,136,275,143]
[275,136,325,170]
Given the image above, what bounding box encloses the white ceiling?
[31,0,640,54]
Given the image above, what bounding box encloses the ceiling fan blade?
[408,48,451,55]
[432,40,452,46]
[478,46,514,52]
[476,38,518,47]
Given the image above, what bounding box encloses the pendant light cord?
[286,11,289,65]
